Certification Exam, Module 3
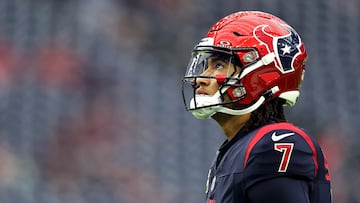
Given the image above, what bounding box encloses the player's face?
[195,56,240,96]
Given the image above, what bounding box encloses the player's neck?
[212,113,251,141]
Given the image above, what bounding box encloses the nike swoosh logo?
[271,132,295,142]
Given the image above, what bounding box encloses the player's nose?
[196,76,210,87]
[195,69,213,86]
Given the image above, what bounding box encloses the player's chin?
[211,111,236,122]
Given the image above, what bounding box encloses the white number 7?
[274,143,294,172]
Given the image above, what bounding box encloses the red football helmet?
[182,11,307,119]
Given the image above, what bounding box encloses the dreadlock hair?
[242,98,287,134]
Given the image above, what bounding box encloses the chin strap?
[190,86,280,119]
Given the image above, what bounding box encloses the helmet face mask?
[181,47,260,119]
[182,11,307,119]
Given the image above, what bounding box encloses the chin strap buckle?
[262,86,280,100]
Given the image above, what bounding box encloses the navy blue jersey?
[205,122,332,203]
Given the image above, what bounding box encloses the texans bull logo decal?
[254,24,303,73]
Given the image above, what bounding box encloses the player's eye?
[215,63,225,69]
[207,56,229,71]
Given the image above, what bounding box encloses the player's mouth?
[195,89,208,95]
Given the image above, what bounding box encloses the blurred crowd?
[0,0,359,202]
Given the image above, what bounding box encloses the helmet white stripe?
[239,53,275,79]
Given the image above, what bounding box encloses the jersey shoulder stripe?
[243,122,318,176]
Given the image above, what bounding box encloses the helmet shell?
[205,11,307,106]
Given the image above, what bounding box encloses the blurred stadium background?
[0,0,359,202]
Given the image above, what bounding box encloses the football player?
[181,11,332,203]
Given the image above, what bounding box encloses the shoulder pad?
[243,122,319,188]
